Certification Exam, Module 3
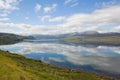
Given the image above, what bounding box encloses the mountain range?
[31,31,120,39]
[1,31,120,40]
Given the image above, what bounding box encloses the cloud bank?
[0,0,20,17]
[0,5,120,35]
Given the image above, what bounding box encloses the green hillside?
[0,36,23,44]
[0,33,23,45]
[0,50,112,80]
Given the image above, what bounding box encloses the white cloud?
[49,16,66,22]
[44,4,57,13]
[95,0,119,8]
[25,17,29,20]
[0,0,19,10]
[35,4,41,12]
[60,5,120,32]
[64,0,72,4]
[64,0,78,7]
[0,0,20,22]
[40,15,65,22]
[0,5,120,35]
[113,26,120,32]
[70,2,78,7]
[0,22,30,31]
[0,13,8,17]
[0,17,10,21]
[40,15,51,22]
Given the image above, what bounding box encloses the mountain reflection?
[0,41,120,78]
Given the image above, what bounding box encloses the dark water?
[0,41,120,79]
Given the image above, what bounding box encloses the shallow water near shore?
[0,41,120,79]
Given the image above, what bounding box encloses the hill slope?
[0,33,24,45]
[0,33,34,45]
[0,50,112,80]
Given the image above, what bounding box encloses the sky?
[0,0,120,35]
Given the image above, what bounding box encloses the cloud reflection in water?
[0,42,120,77]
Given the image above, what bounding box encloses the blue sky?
[0,0,120,35]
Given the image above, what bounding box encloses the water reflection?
[0,41,120,78]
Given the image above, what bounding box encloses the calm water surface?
[0,41,120,78]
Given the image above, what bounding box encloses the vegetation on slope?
[0,50,112,80]
[0,33,24,45]
[0,36,23,44]
[0,33,34,45]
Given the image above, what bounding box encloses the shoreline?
[0,50,114,80]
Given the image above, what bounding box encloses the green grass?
[0,50,112,80]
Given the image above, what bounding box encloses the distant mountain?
[1,31,120,41]
[62,31,120,46]
[31,31,120,40]
[79,32,120,37]
[81,31,99,35]
[63,31,120,37]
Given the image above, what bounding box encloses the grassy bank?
[0,50,112,80]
